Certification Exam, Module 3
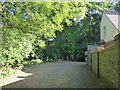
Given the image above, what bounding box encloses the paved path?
[3,61,105,88]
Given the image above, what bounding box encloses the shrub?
[31,59,43,64]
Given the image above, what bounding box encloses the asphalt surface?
[3,61,106,88]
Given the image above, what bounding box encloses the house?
[100,11,120,42]
[86,10,120,63]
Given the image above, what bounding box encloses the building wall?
[88,34,120,88]
[100,13,118,42]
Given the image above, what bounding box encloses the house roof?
[103,10,120,32]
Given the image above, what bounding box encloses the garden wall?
[91,51,98,76]
[88,34,120,88]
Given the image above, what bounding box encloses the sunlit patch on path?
[0,70,32,88]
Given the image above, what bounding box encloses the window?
[103,26,106,36]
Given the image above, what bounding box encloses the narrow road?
[3,61,105,88]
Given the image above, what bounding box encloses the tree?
[1,1,90,70]
[114,1,120,11]
[43,1,115,62]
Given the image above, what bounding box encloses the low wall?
[87,34,120,88]
[91,51,98,76]
[99,42,118,88]
[87,50,91,68]
[118,35,120,89]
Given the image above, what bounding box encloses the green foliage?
[1,2,89,77]
[31,59,43,64]
[0,66,15,79]
[114,1,120,11]
[43,2,115,61]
